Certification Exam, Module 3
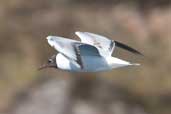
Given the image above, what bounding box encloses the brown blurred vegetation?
[0,0,171,114]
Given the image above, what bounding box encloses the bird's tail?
[130,63,140,66]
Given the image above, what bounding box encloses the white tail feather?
[130,63,140,66]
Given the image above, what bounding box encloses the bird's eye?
[48,59,53,63]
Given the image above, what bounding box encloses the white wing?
[75,31,115,57]
[75,31,143,56]
[47,36,77,60]
[47,36,101,69]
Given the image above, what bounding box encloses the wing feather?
[75,31,115,57]
[115,41,143,55]
[75,31,142,56]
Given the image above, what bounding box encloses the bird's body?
[39,31,141,72]
[56,53,107,72]
[56,53,134,72]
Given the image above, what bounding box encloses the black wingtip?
[115,41,143,56]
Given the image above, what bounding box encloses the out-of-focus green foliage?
[0,0,171,114]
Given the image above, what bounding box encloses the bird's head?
[38,54,57,70]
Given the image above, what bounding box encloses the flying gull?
[39,32,142,72]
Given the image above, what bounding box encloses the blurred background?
[0,0,171,114]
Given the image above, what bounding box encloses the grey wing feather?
[73,43,101,69]
[77,43,101,56]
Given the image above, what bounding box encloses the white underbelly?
[56,53,110,72]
